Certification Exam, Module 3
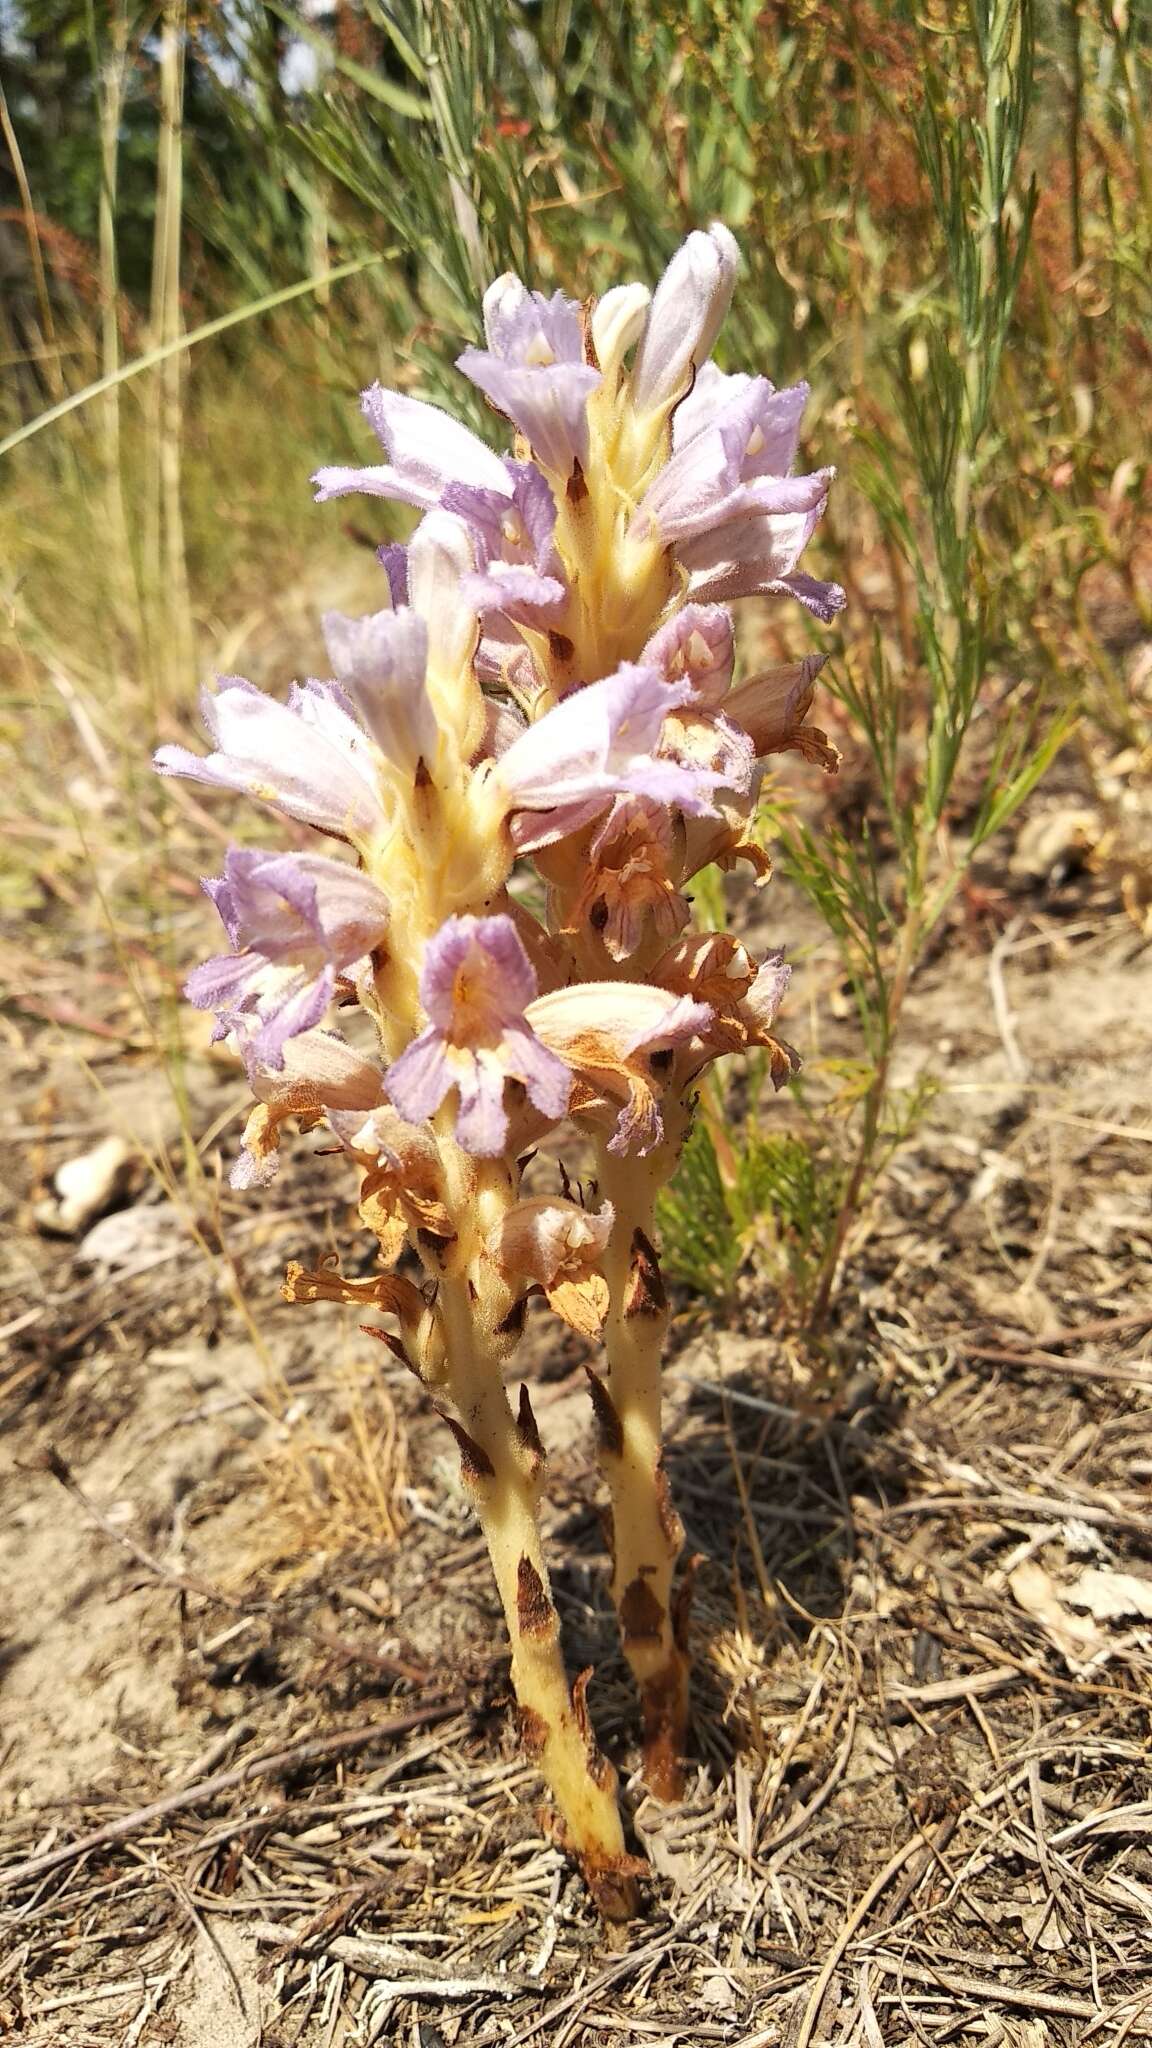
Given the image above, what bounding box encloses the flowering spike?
[157,220,840,1911]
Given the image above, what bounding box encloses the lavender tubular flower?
[494,663,722,848]
[384,915,570,1157]
[312,384,509,508]
[154,677,390,842]
[458,279,601,479]
[158,219,841,1918]
[185,847,389,1069]
[629,223,740,420]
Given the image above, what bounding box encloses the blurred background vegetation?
[2,0,1149,1334]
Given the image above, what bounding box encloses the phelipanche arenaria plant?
[156,225,843,1918]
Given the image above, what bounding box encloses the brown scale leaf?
[654,1456,685,1551]
[619,1573,667,1644]
[583,1364,624,1460]
[437,1412,495,1485]
[624,1227,667,1318]
[517,1704,549,1761]
[516,1555,556,1639]
[515,1383,546,1467]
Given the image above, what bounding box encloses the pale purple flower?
[640,604,734,707]
[321,607,438,772]
[629,223,739,418]
[681,512,846,620]
[634,376,830,544]
[186,847,389,1071]
[443,462,566,626]
[312,384,509,510]
[659,697,755,798]
[494,664,723,850]
[154,677,389,843]
[671,361,754,449]
[457,277,601,479]
[406,508,483,683]
[384,914,571,1155]
[625,353,846,618]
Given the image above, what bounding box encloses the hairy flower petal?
[641,604,734,707]
[635,378,825,544]
[312,384,508,508]
[459,281,601,477]
[208,845,387,960]
[321,607,439,771]
[653,932,798,1078]
[496,664,720,847]
[565,798,690,960]
[724,654,838,768]
[407,510,482,686]
[527,982,712,1154]
[232,1028,385,1188]
[154,677,388,842]
[591,283,651,382]
[630,223,739,418]
[684,502,845,614]
[444,463,567,625]
[186,847,388,1070]
[384,915,571,1155]
[493,1196,615,1337]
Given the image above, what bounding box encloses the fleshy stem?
[591,1103,692,1801]
[430,1143,637,1919]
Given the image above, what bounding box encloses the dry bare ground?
[2,742,1151,2045]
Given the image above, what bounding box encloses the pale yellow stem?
[593,1110,691,1801]
[431,1172,636,1918]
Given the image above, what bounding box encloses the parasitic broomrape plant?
[156,225,842,1917]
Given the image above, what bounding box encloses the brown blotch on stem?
[583,1364,623,1460]
[413,756,432,790]
[624,1228,667,1319]
[565,463,587,508]
[619,1573,667,1645]
[516,1555,556,1639]
[496,1295,527,1341]
[547,628,575,664]
[654,1456,685,1550]
[515,1383,546,1466]
[640,1657,688,1803]
[416,1226,456,1267]
[438,1411,495,1485]
[572,1670,618,1794]
[517,1704,550,1761]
